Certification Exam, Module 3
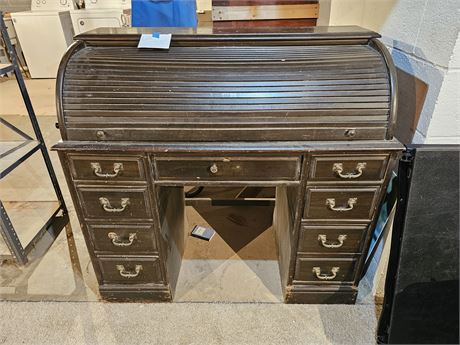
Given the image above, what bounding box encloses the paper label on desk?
[137,33,172,49]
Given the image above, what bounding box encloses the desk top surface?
[75,26,380,42]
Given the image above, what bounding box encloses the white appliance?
[31,0,77,11]
[70,8,131,34]
[11,1,77,78]
[85,0,130,9]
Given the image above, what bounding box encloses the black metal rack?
[0,11,69,265]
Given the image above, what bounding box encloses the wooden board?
[212,4,319,21]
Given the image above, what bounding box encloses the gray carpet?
[0,301,377,345]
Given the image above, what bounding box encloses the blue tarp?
[132,0,197,27]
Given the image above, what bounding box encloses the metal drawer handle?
[91,162,123,178]
[99,197,130,213]
[312,266,340,280]
[209,163,218,174]
[116,264,142,278]
[332,162,366,179]
[318,234,347,248]
[326,198,357,212]
[108,232,137,247]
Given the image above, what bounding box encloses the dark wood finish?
[97,256,164,285]
[155,156,300,181]
[308,154,388,183]
[68,154,146,182]
[66,127,388,142]
[294,257,358,284]
[298,224,367,254]
[394,68,428,144]
[52,27,403,304]
[88,223,157,254]
[303,186,380,221]
[76,185,153,220]
[273,185,297,293]
[57,27,393,143]
[286,285,358,304]
[157,186,185,297]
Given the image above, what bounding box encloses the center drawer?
[154,156,301,182]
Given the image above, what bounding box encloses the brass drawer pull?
[116,264,142,278]
[326,197,357,212]
[318,234,347,248]
[332,162,366,179]
[108,232,137,247]
[312,266,339,280]
[99,197,130,213]
[209,163,218,174]
[91,162,123,178]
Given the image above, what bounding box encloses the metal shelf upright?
[0,11,70,265]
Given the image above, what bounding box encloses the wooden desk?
[53,26,403,303]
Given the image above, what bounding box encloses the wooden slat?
[212,4,319,21]
[60,40,392,141]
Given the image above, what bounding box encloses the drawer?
[154,156,300,181]
[68,154,145,181]
[309,154,389,182]
[88,223,157,254]
[77,186,152,220]
[303,187,380,221]
[97,256,163,285]
[294,257,358,284]
[299,224,367,254]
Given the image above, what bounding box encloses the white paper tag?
[137,33,172,49]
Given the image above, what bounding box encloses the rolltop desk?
[53,26,403,303]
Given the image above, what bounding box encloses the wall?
[323,0,460,144]
[0,0,30,12]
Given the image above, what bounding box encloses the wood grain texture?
[88,223,158,254]
[154,156,300,181]
[212,4,319,21]
[57,28,394,142]
[303,186,380,221]
[294,257,358,284]
[97,256,164,285]
[53,27,403,304]
[298,224,367,255]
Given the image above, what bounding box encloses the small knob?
[209,163,218,174]
[96,130,106,140]
[344,129,356,138]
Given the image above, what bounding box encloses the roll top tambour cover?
[57,26,397,142]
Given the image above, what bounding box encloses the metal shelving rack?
[0,11,69,265]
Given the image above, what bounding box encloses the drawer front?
[294,257,357,284]
[88,223,157,254]
[299,224,367,254]
[309,154,389,182]
[304,187,380,221]
[77,186,152,220]
[154,156,300,181]
[97,256,163,285]
[69,155,145,181]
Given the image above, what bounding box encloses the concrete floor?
[0,78,380,344]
